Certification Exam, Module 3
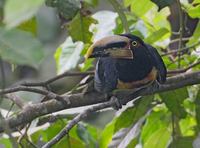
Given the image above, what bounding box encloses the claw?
[110,96,122,110]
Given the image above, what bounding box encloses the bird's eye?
[132,41,138,46]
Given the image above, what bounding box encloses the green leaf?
[54,37,84,74]
[0,27,44,68]
[123,0,133,7]
[130,0,154,17]
[179,115,196,136]
[117,117,146,148]
[91,11,117,41]
[114,95,154,132]
[159,88,188,118]
[150,0,175,11]
[18,17,37,36]
[195,88,200,131]
[144,28,169,44]
[193,0,200,4]
[45,0,80,20]
[99,118,116,148]
[76,124,97,147]
[0,138,12,148]
[4,0,44,28]
[141,109,171,148]
[187,21,200,46]
[187,4,200,18]
[31,120,85,147]
[80,58,94,72]
[68,13,97,43]
[169,136,193,148]
[144,127,171,148]
[55,136,85,148]
[84,0,98,7]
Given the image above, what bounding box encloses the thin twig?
[21,71,94,87]
[17,124,38,148]
[1,86,53,96]
[5,102,14,118]
[42,99,116,148]
[167,60,200,75]
[176,0,184,68]
[161,42,200,56]
[5,94,25,109]
[108,0,130,33]
[169,37,190,44]
[37,113,77,126]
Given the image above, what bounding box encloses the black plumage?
[86,34,167,93]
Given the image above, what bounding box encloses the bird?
[85,34,167,96]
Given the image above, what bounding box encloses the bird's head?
[85,34,145,60]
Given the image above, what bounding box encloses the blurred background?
[0,0,200,147]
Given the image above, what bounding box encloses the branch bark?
[0,71,200,133]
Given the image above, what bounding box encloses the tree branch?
[42,99,115,148]
[0,71,200,133]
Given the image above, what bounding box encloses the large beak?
[85,35,133,60]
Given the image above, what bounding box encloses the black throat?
[116,46,154,82]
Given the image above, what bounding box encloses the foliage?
[0,0,200,147]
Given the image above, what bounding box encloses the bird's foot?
[110,96,122,110]
[149,81,160,91]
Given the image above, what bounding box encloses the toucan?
[85,34,167,95]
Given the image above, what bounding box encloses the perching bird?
[85,34,167,94]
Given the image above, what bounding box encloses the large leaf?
[0,27,44,68]
[99,96,153,148]
[159,88,188,118]
[54,37,84,74]
[123,0,154,17]
[187,21,200,46]
[141,109,171,148]
[4,0,44,28]
[45,0,80,20]
[195,88,200,131]
[150,0,175,11]
[80,11,117,71]
[91,10,117,41]
[144,28,169,44]
[114,95,154,132]
[0,138,12,148]
[31,120,85,147]
[111,117,146,148]
[169,136,193,148]
[179,115,196,136]
[84,0,98,7]
[76,123,97,147]
[99,118,116,148]
[144,127,171,148]
[68,13,97,43]
[18,17,37,36]
[130,0,154,17]
[187,4,200,18]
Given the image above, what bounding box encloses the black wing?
[94,58,118,93]
[145,44,167,84]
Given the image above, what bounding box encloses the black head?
[85,34,146,60]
